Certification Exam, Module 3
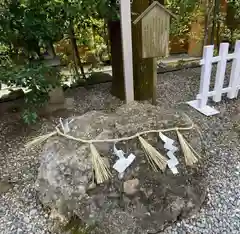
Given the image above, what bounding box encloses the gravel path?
[0,66,239,234]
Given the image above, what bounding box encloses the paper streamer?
[59,118,74,134]
[159,132,179,174]
[113,144,136,178]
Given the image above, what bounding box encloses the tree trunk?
[69,20,86,79]
[104,19,111,62]
[204,0,214,46]
[69,26,81,78]
[203,1,210,46]
[216,18,221,50]
[109,20,125,99]
[110,0,154,100]
[46,41,56,58]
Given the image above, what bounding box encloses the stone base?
[41,98,75,115]
[187,100,220,116]
[49,87,65,104]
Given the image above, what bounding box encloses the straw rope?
[57,124,194,143]
[25,116,201,184]
[25,123,194,149]
[26,111,195,147]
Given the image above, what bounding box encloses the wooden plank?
[120,0,134,103]
[200,53,235,65]
[213,43,229,102]
[196,85,240,99]
[227,40,240,99]
[141,7,169,58]
[227,53,236,60]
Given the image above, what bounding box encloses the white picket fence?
[187,40,240,116]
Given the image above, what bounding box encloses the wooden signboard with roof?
[133,1,176,59]
[133,1,176,104]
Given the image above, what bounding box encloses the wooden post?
[120,0,134,103]
[69,19,86,79]
[132,0,154,100]
[109,21,125,100]
[152,58,157,105]
[111,0,154,101]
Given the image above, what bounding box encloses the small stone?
[23,216,30,223]
[0,181,13,194]
[140,187,153,198]
[88,182,96,190]
[17,228,23,234]
[48,87,64,104]
[65,97,75,110]
[49,209,67,223]
[29,209,37,216]
[123,178,139,195]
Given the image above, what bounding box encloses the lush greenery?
[228,0,240,18]
[166,0,199,38]
[0,0,118,54]
[167,0,240,48]
[0,55,62,123]
[1,0,240,123]
[0,0,117,123]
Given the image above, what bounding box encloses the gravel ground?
[0,66,239,234]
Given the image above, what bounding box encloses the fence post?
[227,40,240,99]
[187,44,220,116]
[198,45,214,108]
[213,43,229,102]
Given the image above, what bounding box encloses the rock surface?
[123,178,139,195]
[36,102,206,233]
[0,89,25,102]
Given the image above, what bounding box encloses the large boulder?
[35,102,207,233]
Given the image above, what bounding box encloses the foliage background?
[1,0,240,123]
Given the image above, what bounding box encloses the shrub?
[0,60,62,124]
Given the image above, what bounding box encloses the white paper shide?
[159,132,179,174]
[113,144,136,178]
